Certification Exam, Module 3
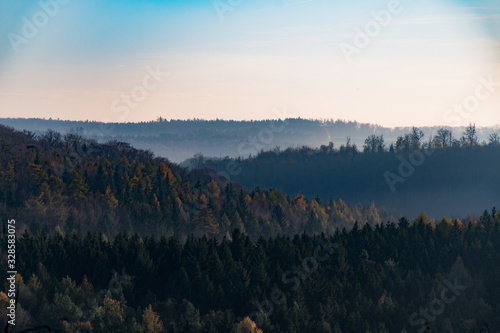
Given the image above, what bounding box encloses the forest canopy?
[1,124,499,332]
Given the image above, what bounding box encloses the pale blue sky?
[0,0,499,126]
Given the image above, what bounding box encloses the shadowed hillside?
[199,126,500,218]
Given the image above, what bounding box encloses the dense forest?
[0,118,498,163]
[1,213,499,332]
[199,125,500,218]
[0,125,388,240]
[1,125,499,332]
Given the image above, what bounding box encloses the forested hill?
[0,117,498,163]
[0,125,389,239]
[2,211,500,332]
[199,126,500,218]
[1,125,500,332]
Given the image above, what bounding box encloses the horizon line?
[1,116,499,130]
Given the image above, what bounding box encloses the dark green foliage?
[1,218,499,332]
[1,125,500,332]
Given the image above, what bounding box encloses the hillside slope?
[0,125,389,239]
[200,142,500,218]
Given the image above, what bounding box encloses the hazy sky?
[0,0,499,127]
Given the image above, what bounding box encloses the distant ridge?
[0,117,498,163]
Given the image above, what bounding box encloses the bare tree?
[40,129,63,148]
[488,133,499,146]
[432,128,453,149]
[461,123,478,147]
[409,127,424,150]
[394,134,409,153]
[363,134,385,153]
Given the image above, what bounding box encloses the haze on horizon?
[0,0,499,128]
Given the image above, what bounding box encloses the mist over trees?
[0,118,498,163]
[0,125,389,241]
[199,124,500,218]
[1,123,499,332]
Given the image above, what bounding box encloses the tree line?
[200,124,500,218]
[1,118,498,163]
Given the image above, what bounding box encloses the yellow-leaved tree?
[142,304,164,333]
[235,316,263,333]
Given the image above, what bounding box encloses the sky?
[0,0,499,127]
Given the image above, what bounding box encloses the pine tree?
[194,205,220,237]
[69,169,90,201]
